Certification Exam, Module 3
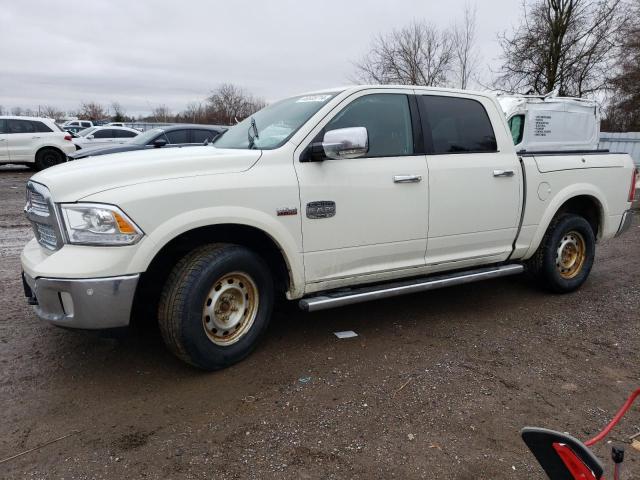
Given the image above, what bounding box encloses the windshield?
[213,92,340,150]
[130,128,164,145]
[77,126,98,137]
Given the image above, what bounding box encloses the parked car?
[21,86,637,370]
[72,126,139,150]
[68,124,226,159]
[63,119,93,129]
[0,116,75,170]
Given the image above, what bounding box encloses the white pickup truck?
[21,86,637,370]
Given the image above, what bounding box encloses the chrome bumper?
[615,210,634,237]
[22,272,139,329]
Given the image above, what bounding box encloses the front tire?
[526,214,596,293]
[158,244,274,370]
[34,148,64,170]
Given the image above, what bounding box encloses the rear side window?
[418,96,497,154]
[8,119,36,134]
[324,93,414,157]
[192,129,216,143]
[93,129,117,139]
[117,129,137,138]
[166,129,189,144]
[33,121,53,133]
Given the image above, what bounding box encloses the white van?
[498,95,600,152]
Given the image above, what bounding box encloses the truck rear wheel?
[158,244,274,370]
[527,214,596,293]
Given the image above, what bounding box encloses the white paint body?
[0,116,76,165]
[72,126,139,149]
[22,86,635,303]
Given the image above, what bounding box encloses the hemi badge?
[277,207,298,216]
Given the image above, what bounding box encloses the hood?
[69,144,146,159]
[32,146,262,202]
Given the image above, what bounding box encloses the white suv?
[72,126,139,149]
[0,116,76,170]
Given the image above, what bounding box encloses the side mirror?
[322,127,368,160]
[153,138,168,148]
[86,135,94,140]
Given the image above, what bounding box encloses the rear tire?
[34,148,64,170]
[526,214,596,293]
[158,244,274,370]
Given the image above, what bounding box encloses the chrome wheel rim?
[202,272,259,346]
[556,231,586,279]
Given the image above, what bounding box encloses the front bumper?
[22,272,139,329]
[615,210,634,237]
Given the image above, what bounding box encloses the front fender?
[126,206,305,298]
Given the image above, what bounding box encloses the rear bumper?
[22,272,139,329]
[615,210,634,237]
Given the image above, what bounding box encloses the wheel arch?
[130,222,301,327]
[524,185,607,259]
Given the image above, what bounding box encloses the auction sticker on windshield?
[296,95,333,103]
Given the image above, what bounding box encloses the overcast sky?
[0,0,521,117]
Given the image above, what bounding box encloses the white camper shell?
[498,95,600,153]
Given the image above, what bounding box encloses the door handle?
[493,169,514,177]
[393,175,422,183]
[31,136,41,139]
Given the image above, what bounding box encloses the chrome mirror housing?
[322,127,368,160]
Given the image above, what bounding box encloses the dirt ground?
[1,166,639,480]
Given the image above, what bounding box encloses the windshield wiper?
[247,117,259,149]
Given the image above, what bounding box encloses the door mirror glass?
[322,127,368,160]
[153,137,168,147]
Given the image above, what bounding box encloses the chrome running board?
[299,264,524,312]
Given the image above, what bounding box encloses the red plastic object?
[585,388,640,447]
[552,443,598,479]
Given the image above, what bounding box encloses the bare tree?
[11,107,23,116]
[452,3,480,89]
[40,105,65,122]
[206,84,266,125]
[111,102,127,122]
[603,0,640,131]
[182,102,206,123]
[78,102,108,120]
[495,0,625,97]
[152,104,172,123]
[353,21,455,86]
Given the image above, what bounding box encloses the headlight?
[60,203,143,246]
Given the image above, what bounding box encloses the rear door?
[165,129,189,145]
[191,129,217,145]
[418,93,521,266]
[91,128,120,146]
[295,90,429,283]
[6,119,38,161]
[0,120,8,162]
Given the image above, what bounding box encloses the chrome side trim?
[299,264,524,312]
[615,210,633,237]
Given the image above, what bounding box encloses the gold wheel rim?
[555,231,586,279]
[202,272,259,346]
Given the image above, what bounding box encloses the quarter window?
[508,115,525,146]
[418,96,497,154]
[117,129,137,138]
[33,121,53,133]
[324,94,414,157]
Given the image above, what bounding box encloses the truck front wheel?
[158,244,274,370]
[527,214,596,293]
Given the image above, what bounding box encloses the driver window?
[325,94,414,157]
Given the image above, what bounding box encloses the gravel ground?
[1,166,639,479]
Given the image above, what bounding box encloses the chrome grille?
[25,181,63,251]
[35,223,57,250]
[27,190,49,216]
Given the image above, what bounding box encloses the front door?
[295,90,429,284]
[416,93,521,266]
